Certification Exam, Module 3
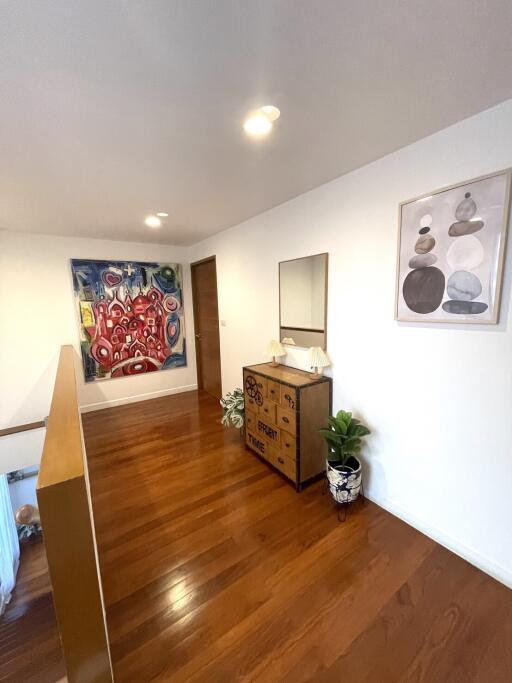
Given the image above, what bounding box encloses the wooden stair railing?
[36,345,113,683]
[0,420,46,438]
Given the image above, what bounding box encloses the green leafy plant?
[220,388,245,429]
[319,410,370,467]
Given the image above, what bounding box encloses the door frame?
[190,255,222,397]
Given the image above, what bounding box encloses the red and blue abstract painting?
[71,259,187,382]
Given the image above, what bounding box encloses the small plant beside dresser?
[243,363,332,490]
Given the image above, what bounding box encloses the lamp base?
[270,358,279,367]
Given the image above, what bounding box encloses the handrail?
[36,345,113,682]
[0,420,46,438]
[37,347,84,489]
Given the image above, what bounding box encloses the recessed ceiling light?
[260,105,280,122]
[244,113,273,137]
[243,105,280,137]
[156,212,168,217]
[145,215,161,228]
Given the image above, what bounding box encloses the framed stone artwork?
[395,169,511,324]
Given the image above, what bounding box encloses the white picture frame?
[395,169,511,324]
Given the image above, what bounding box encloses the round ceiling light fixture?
[243,113,272,137]
[260,105,280,122]
[243,105,280,137]
[144,215,161,228]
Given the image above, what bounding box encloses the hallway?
[83,391,512,682]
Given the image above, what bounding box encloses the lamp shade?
[267,339,286,357]
[308,346,330,369]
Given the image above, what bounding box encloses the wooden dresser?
[243,363,332,490]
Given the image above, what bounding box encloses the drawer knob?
[282,416,289,423]
[278,457,284,464]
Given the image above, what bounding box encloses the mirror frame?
[278,252,329,350]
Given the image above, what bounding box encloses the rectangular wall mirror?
[279,253,328,349]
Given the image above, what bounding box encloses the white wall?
[190,99,512,587]
[0,429,46,475]
[0,232,197,439]
[9,465,39,513]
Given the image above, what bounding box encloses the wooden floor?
[0,536,66,683]
[83,391,512,682]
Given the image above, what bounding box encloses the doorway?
[191,256,222,399]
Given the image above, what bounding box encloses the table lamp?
[267,339,286,367]
[308,346,330,377]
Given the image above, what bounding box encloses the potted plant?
[220,388,245,436]
[319,410,370,505]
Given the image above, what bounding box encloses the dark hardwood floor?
[0,536,66,683]
[83,391,512,682]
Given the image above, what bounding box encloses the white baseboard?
[366,489,512,590]
[80,383,198,413]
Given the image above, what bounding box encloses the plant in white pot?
[319,410,370,505]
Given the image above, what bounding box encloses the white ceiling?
[1,1,512,246]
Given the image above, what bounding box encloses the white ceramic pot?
[326,456,362,504]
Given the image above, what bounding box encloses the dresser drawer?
[280,386,297,411]
[246,430,278,467]
[258,398,276,424]
[276,406,296,435]
[245,392,262,411]
[246,430,270,459]
[244,372,267,410]
[262,441,278,466]
[255,416,280,446]
[280,430,296,456]
[267,379,281,404]
[254,374,267,397]
[245,409,257,433]
[248,373,267,397]
[274,452,296,481]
